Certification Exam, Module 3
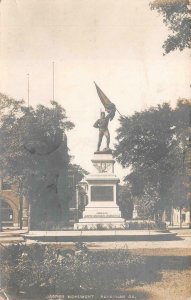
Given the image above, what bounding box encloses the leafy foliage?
[114,100,191,219]
[118,185,134,219]
[124,219,166,230]
[150,0,191,54]
[69,164,88,179]
[0,94,74,229]
[0,243,143,297]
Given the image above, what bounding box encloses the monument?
[74,83,125,229]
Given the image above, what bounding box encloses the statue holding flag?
[93,83,116,152]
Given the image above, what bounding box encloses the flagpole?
[116,108,124,117]
[27,73,30,108]
[52,61,54,101]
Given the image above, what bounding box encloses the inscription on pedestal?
[91,186,113,201]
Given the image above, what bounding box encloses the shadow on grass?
[143,255,191,272]
[130,255,191,289]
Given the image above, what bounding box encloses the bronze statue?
[93,107,115,152]
[93,82,117,152]
[93,83,117,152]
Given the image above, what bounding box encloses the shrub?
[0,242,144,297]
[124,220,166,230]
[0,243,60,296]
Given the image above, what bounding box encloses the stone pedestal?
[74,152,125,230]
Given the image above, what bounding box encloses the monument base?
[74,202,125,230]
[74,152,125,230]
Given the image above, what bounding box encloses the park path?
[0,229,191,251]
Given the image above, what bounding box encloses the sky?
[0,0,190,180]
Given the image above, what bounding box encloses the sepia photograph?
[0,0,191,299]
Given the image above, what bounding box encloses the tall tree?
[118,185,134,220]
[150,0,191,54]
[0,94,74,229]
[114,100,191,220]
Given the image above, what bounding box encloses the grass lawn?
[1,243,191,300]
[126,248,191,300]
[130,269,191,300]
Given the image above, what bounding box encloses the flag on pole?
[94,82,116,120]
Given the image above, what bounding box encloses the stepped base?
[74,202,125,230]
[24,230,178,242]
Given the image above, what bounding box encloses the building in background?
[0,177,29,228]
[171,207,190,227]
[0,167,87,229]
